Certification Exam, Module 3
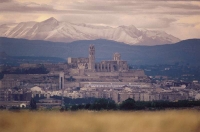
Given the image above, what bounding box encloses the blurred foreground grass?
[0,110,200,132]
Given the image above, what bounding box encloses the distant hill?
[0,45,65,65]
[0,37,200,65]
[0,52,10,59]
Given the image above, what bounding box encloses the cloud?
[1,0,199,16]
[51,0,200,17]
[165,23,200,40]
[0,0,200,39]
[0,0,12,3]
[0,2,58,13]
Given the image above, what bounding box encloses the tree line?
[61,98,200,111]
[2,98,200,111]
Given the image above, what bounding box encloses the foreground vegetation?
[2,98,200,112]
[0,110,200,132]
[61,98,200,111]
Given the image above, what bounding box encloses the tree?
[60,107,65,112]
[119,98,135,110]
[71,105,78,111]
[85,104,91,110]
[0,105,6,110]
[9,106,20,111]
[91,98,117,110]
[30,98,37,110]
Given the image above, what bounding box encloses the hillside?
[0,37,200,65]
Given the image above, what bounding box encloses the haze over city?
[0,0,200,40]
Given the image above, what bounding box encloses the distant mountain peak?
[45,17,57,21]
[0,17,180,46]
[119,25,137,29]
[41,17,58,25]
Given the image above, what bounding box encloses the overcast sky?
[0,0,200,40]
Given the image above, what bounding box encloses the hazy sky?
[0,0,200,40]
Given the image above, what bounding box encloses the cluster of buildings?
[1,45,200,108]
[26,81,197,103]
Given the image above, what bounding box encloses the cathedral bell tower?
[88,45,95,71]
[113,52,121,61]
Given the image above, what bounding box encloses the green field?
[0,110,200,132]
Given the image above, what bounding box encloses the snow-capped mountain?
[0,17,180,45]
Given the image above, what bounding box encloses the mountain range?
[0,17,180,46]
[0,37,200,65]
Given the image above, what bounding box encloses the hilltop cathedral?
[66,45,149,83]
[68,45,129,72]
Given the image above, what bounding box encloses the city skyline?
[0,0,200,40]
